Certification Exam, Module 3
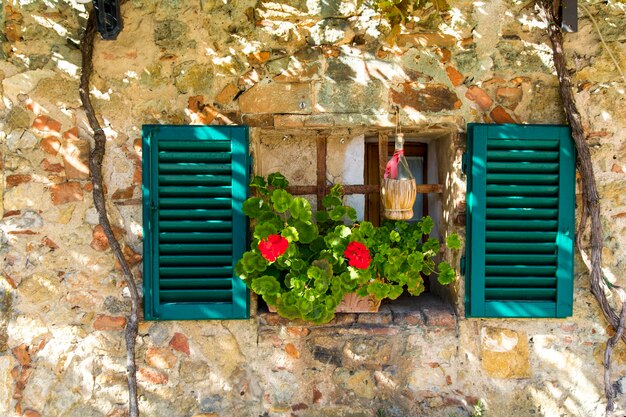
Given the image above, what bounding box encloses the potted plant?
[235,172,461,324]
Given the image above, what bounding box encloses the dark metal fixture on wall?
[93,0,123,40]
[561,0,578,32]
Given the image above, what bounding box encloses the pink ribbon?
[384,149,404,180]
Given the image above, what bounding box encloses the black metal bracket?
[561,0,578,33]
[93,0,123,40]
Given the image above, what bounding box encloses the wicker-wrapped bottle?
[381,133,417,220]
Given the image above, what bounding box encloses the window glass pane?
[406,155,424,220]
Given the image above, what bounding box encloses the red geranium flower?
[258,234,289,262]
[344,241,371,269]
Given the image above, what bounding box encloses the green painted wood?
[466,123,575,318]
[142,125,250,321]
[555,126,575,317]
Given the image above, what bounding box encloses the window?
[142,125,250,320]
[465,123,575,318]
[365,141,428,226]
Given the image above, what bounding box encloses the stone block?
[316,80,387,114]
[169,333,190,355]
[490,106,516,124]
[480,327,530,378]
[215,83,240,104]
[7,129,38,151]
[40,136,61,155]
[50,182,83,205]
[239,81,312,114]
[465,85,493,110]
[0,357,17,417]
[146,347,177,369]
[93,315,127,331]
[5,175,31,188]
[61,137,90,179]
[446,66,465,87]
[390,83,461,112]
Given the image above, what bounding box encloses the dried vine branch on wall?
[79,7,141,417]
[537,1,625,415]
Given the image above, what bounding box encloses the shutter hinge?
[461,152,468,174]
[460,256,466,276]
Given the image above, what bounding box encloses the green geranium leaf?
[387,285,404,300]
[297,298,313,315]
[290,197,312,222]
[367,281,391,299]
[304,304,334,324]
[262,293,277,307]
[389,230,401,243]
[250,176,269,195]
[243,197,265,218]
[294,220,318,244]
[322,194,342,209]
[422,238,440,254]
[290,258,307,273]
[407,272,425,296]
[268,172,289,188]
[276,294,301,320]
[437,261,456,285]
[446,234,462,250]
[254,222,278,240]
[358,221,375,237]
[241,251,267,273]
[329,206,346,221]
[271,189,293,213]
[418,216,434,235]
[407,252,425,272]
[281,226,299,242]
[346,207,357,221]
[251,275,281,296]
[315,210,330,223]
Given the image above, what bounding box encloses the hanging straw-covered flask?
[381,133,417,220]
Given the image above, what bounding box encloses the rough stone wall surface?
[0,0,624,416]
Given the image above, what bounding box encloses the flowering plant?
[235,172,460,323]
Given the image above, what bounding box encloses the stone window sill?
[257,294,456,331]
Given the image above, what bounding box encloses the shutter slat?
[160,290,232,303]
[485,288,556,300]
[158,220,232,232]
[159,244,232,254]
[158,152,231,163]
[159,255,231,266]
[486,185,558,196]
[159,232,232,243]
[159,198,231,209]
[160,278,232,289]
[485,220,558,231]
[486,208,558,220]
[485,277,557,287]
[487,173,559,184]
[487,150,559,162]
[488,162,559,173]
[158,163,232,175]
[485,265,556,276]
[485,254,557,265]
[158,175,231,186]
[159,209,232,220]
[486,197,558,208]
[487,139,559,150]
[486,242,556,254]
[486,231,557,242]
[159,186,232,198]
[158,140,230,152]
[143,125,249,321]
[159,266,233,277]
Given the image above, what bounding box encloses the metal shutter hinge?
[460,256,466,276]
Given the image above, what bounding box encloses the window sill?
[256,294,456,330]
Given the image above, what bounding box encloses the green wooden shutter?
[142,125,249,320]
[465,124,575,318]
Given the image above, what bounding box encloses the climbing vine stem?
[79,6,140,417]
[537,1,624,415]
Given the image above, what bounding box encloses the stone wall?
[1,0,625,416]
